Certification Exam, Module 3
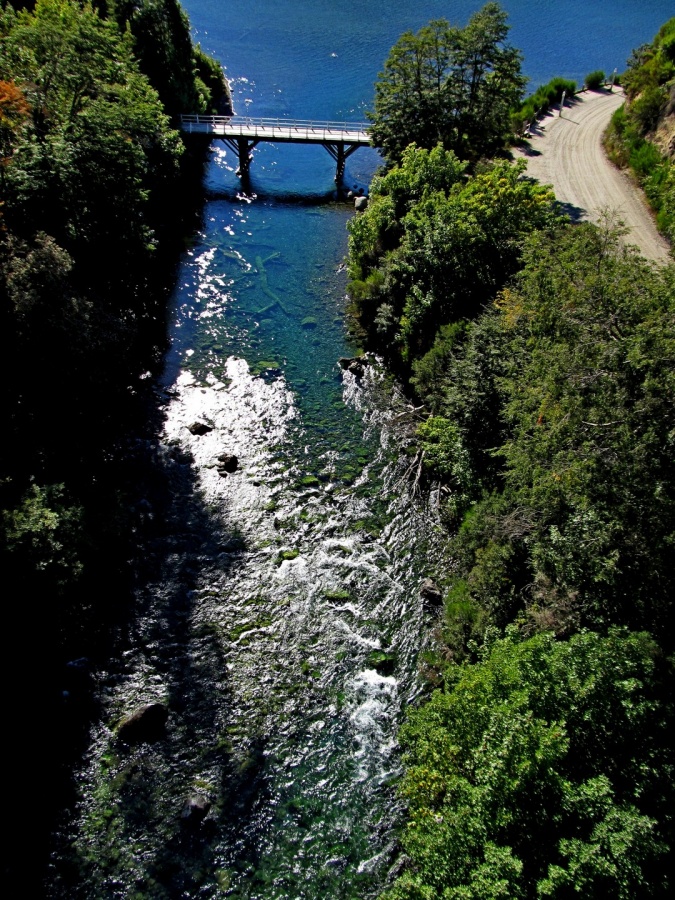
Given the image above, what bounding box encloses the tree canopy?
[347,144,558,366]
[350,18,675,898]
[383,629,674,900]
[369,3,525,165]
[418,222,675,643]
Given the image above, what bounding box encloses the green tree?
[0,0,182,289]
[107,0,230,114]
[1,483,84,590]
[382,629,674,900]
[347,153,558,366]
[435,222,675,641]
[370,3,525,165]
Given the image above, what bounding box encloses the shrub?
[631,84,667,132]
[511,76,577,131]
[585,69,606,89]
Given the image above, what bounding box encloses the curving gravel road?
[513,88,671,263]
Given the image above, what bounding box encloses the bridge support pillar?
[221,137,259,178]
[237,137,253,176]
[323,142,359,183]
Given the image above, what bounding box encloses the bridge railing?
[179,115,371,140]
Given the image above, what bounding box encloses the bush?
[630,139,663,178]
[631,84,667,132]
[511,76,577,131]
[585,69,606,89]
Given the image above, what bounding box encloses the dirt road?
[513,88,671,263]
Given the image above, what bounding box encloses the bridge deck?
[179,115,371,145]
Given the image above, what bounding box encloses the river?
[48,2,673,898]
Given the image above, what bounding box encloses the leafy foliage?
[383,629,674,900]
[585,69,606,90]
[106,0,230,115]
[1,483,84,590]
[604,17,675,243]
[428,222,675,641]
[347,145,558,367]
[0,0,224,646]
[369,3,526,165]
[511,77,576,135]
[364,18,675,900]
[0,0,220,675]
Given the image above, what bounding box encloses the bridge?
[179,115,371,182]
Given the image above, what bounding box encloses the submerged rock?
[188,420,213,436]
[117,702,168,744]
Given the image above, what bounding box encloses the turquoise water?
[52,3,673,899]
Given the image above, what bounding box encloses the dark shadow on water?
[42,382,277,897]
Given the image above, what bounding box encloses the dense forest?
[351,6,675,899]
[0,0,228,890]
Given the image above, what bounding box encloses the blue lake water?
[56,4,673,899]
[173,0,673,403]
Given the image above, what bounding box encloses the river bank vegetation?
[0,0,227,889]
[355,6,675,898]
[606,16,675,243]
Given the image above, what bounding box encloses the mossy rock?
[276,548,300,564]
[367,649,397,676]
[251,359,282,376]
[323,588,351,602]
[301,317,318,329]
[297,475,320,488]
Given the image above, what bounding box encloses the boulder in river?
[216,453,239,475]
[338,355,369,379]
[188,420,213,436]
[117,702,168,744]
[367,649,397,676]
[420,578,443,609]
[180,793,211,826]
[354,195,368,211]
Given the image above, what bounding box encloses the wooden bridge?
[179,115,371,182]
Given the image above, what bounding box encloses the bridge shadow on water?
[204,178,361,207]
